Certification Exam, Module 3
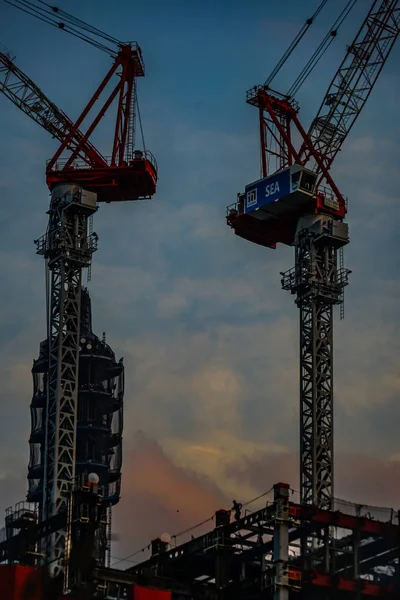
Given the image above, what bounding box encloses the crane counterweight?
[46,150,158,202]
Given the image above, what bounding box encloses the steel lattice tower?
[0,18,154,585]
[227,0,400,515]
[28,248,125,579]
[34,184,98,572]
[281,219,350,509]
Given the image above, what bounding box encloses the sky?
[0,0,400,567]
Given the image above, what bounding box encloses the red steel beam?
[289,567,398,596]
[290,503,400,537]
[256,89,347,213]
[310,570,398,596]
[47,60,118,170]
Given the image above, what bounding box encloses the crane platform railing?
[281,265,350,303]
[35,231,98,266]
[245,84,300,112]
[47,149,158,173]
[226,200,242,217]
[225,193,347,220]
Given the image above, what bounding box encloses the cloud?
[335,136,400,209]
[336,453,400,508]
[225,449,400,510]
[336,315,400,414]
[1,16,400,560]
[112,432,228,565]
[118,314,299,450]
[114,440,400,565]
[155,273,285,320]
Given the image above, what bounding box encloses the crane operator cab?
[239,164,318,222]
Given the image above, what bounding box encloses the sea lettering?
[265,181,280,197]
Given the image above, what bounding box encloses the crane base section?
[46,155,157,203]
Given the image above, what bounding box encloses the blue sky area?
[0,0,400,563]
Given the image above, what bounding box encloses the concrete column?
[354,505,361,580]
[151,538,168,557]
[151,537,168,578]
[214,509,231,591]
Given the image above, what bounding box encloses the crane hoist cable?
[136,92,146,153]
[287,0,360,97]
[5,0,151,157]
[264,0,331,88]
[37,0,121,45]
[4,0,120,55]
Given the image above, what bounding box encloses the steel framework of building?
[28,287,124,570]
[1,481,400,599]
[124,482,400,600]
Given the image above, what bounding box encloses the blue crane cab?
[227,164,320,248]
[239,165,317,220]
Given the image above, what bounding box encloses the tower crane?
[227,0,400,512]
[1,0,157,583]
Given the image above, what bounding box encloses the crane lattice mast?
[286,0,400,511]
[1,0,157,587]
[227,0,400,515]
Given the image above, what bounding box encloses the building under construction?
[0,0,400,598]
[1,482,400,598]
[27,287,124,568]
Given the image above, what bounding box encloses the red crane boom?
[226,0,400,517]
[228,0,400,250]
[0,51,106,165]
[1,0,158,201]
[45,41,157,202]
[1,1,159,585]
[301,0,400,175]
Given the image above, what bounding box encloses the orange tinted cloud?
[335,453,400,507]
[112,440,400,566]
[112,433,228,563]
[226,450,400,509]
